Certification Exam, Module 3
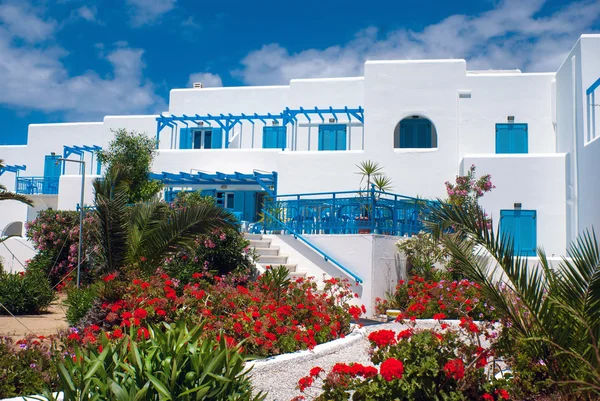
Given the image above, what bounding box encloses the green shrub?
[0,336,59,398]
[65,285,98,326]
[45,321,266,401]
[0,269,55,315]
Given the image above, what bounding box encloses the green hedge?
[0,269,55,315]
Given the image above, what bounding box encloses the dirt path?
[0,299,69,339]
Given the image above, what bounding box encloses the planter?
[386,309,402,320]
[355,216,371,234]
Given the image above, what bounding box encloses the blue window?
[263,126,287,149]
[44,154,62,177]
[180,128,222,149]
[496,123,528,154]
[395,117,437,148]
[499,209,537,256]
[318,124,347,151]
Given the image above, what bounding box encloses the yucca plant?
[42,320,266,401]
[92,168,236,275]
[429,203,600,399]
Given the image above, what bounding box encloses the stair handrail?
[261,210,363,284]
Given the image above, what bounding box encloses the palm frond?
[135,202,236,272]
[92,170,129,273]
[0,191,34,206]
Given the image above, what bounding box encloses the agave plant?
[429,203,600,398]
[43,320,265,401]
[92,169,236,274]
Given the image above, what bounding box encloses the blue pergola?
[0,164,26,177]
[155,106,365,149]
[149,170,278,197]
[63,145,102,175]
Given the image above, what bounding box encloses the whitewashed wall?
[462,154,567,256]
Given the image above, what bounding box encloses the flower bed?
[76,266,363,357]
[376,275,499,321]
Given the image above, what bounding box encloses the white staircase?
[244,233,306,279]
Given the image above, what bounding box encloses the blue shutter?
[243,191,256,222]
[335,126,347,150]
[512,124,528,153]
[233,191,245,214]
[180,128,192,149]
[44,155,61,177]
[262,127,276,149]
[496,124,511,154]
[277,127,286,149]
[211,128,223,149]
[518,210,536,256]
[500,210,517,249]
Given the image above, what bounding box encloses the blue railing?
[262,210,363,283]
[263,189,435,236]
[16,176,59,195]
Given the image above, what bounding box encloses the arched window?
[2,221,23,237]
[394,116,438,149]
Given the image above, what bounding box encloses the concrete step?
[260,263,298,272]
[249,239,271,248]
[244,233,263,241]
[253,247,279,256]
[289,271,307,279]
[257,254,289,264]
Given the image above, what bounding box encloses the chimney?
[193,82,204,89]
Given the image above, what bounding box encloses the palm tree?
[92,169,237,274]
[0,159,33,245]
[355,160,384,193]
[429,203,600,399]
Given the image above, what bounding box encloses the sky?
[0,0,599,145]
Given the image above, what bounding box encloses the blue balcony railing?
[263,190,436,236]
[16,176,59,195]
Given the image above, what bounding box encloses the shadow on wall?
[275,234,363,299]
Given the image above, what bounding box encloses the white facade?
[1,34,599,281]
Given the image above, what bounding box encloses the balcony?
[16,176,59,195]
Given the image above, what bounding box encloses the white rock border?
[247,324,366,371]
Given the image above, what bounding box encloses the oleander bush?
[0,269,55,315]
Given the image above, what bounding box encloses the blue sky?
[0,0,599,145]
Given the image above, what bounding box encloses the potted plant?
[355,161,393,233]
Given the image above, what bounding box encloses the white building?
[1,34,599,316]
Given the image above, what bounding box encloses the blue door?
[318,124,347,151]
[44,155,62,177]
[496,124,528,154]
[263,126,286,149]
[500,209,537,256]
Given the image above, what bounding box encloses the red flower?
[309,367,324,377]
[368,330,397,348]
[397,328,414,340]
[155,308,166,316]
[137,327,150,340]
[133,308,148,319]
[433,313,446,320]
[481,395,494,401]
[192,272,203,279]
[112,329,123,339]
[103,273,117,282]
[298,376,313,392]
[121,311,133,319]
[67,332,81,341]
[444,358,465,380]
[379,358,404,381]
[496,389,510,399]
[141,282,150,290]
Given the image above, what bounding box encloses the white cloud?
[75,6,98,23]
[187,72,223,88]
[126,0,176,26]
[0,2,166,120]
[234,0,600,85]
[0,1,56,43]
